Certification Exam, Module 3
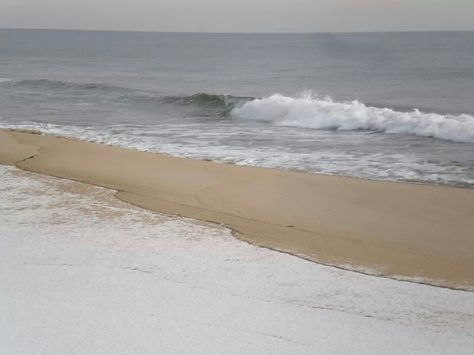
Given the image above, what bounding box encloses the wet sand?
[1,129,473,289]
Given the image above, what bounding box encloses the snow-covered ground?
[1,165,473,355]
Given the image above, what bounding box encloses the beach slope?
[1,129,473,289]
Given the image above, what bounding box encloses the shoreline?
[1,128,474,290]
[3,164,473,354]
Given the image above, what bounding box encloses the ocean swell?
[231,93,474,143]
[2,78,249,116]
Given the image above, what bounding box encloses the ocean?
[1,29,473,186]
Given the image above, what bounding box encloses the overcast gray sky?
[1,0,473,33]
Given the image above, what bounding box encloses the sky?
[0,0,473,33]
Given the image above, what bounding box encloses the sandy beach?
[2,164,473,354]
[1,128,473,289]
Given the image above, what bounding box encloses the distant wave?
[231,93,474,143]
[8,78,129,91]
[3,78,250,116]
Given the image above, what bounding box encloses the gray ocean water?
[0,29,473,186]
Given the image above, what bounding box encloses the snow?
[1,165,473,354]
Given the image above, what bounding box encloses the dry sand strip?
[1,129,473,289]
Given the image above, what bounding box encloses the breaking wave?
[231,93,474,143]
[164,93,251,116]
[3,79,474,143]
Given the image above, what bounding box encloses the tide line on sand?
[0,128,473,290]
[1,164,474,354]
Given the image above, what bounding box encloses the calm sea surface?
[1,29,473,186]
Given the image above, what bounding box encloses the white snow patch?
[0,165,473,354]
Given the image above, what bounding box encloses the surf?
[231,93,474,143]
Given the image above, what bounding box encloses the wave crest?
[4,79,251,116]
[9,78,127,92]
[231,93,474,143]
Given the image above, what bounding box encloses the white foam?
[0,78,13,83]
[232,93,474,143]
[1,120,472,187]
[1,165,474,354]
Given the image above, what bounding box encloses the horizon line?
[1,27,473,35]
